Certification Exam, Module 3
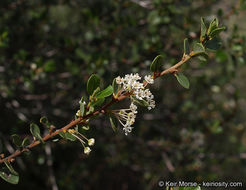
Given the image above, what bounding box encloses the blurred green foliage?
[1,0,246,189]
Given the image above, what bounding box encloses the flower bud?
[76,110,81,117]
[88,138,95,146]
[84,147,91,155]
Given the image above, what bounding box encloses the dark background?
[1,0,246,189]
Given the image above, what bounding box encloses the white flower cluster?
[116,73,155,110]
[113,103,138,135]
[114,73,155,135]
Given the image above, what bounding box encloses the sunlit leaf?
[96,85,113,99]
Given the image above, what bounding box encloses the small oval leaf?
[96,85,113,99]
[207,18,219,35]
[87,74,101,95]
[206,38,222,51]
[200,17,207,41]
[30,123,44,143]
[0,171,19,184]
[209,27,226,38]
[175,73,190,89]
[91,97,105,107]
[193,43,205,53]
[11,134,22,147]
[150,55,163,72]
[21,137,30,147]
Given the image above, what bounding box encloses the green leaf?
[175,73,190,89]
[193,43,205,53]
[91,87,100,96]
[112,78,119,96]
[65,132,76,141]
[200,17,207,41]
[30,123,44,143]
[209,27,226,38]
[40,116,48,125]
[96,85,113,99]
[183,38,189,55]
[11,134,22,147]
[150,55,163,72]
[58,132,66,139]
[109,116,117,132]
[206,38,222,51]
[4,162,18,175]
[44,60,56,72]
[87,74,101,95]
[91,97,105,107]
[21,137,30,147]
[191,43,208,58]
[79,97,85,116]
[88,106,94,113]
[131,95,149,107]
[0,162,19,184]
[0,171,19,184]
[197,55,207,62]
[207,18,219,35]
[58,132,76,141]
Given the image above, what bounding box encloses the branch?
[0,54,191,164]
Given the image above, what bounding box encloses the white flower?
[113,105,137,135]
[130,103,137,113]
[123,126,133,135]
[144,75,154,84]
[76,110,81,117]
[88,138,95,146]
[148,99,155,110]
[84,147,91,155]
